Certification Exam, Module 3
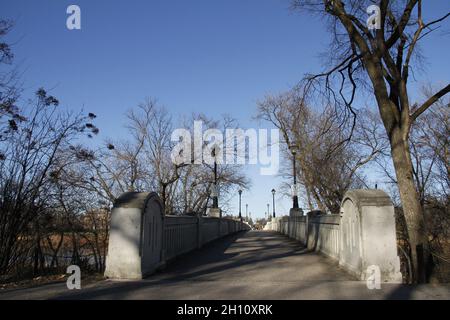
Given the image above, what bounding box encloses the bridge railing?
[265,189,403,283]
[104,192,250,280]
[164,215,245,261]
[307,214,340,260]
[164,215,198,261]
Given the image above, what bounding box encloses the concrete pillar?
[339,190,402,283]
[208,207,221,218]
[289,208,304,217]
[104,192,164,280]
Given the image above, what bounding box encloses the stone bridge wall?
[265,189,402,283]
[104,192,250,280]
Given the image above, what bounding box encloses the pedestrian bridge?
[4,189,449,300]
[2,230,448,299]
[104,189,402,283]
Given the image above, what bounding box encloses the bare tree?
[0,89,97,274]
[0,20,23,148]
[257,88,382,213]
[291,0,450,283]
[410,90,449,202]
[127,99,185,214]
[176,113,250,215]
[73,99,250,216]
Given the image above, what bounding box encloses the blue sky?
[1,0,449,218]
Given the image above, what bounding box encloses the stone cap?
[113,192,164,213]
[306,210,326,218]
[309,214,340,225]
[289,208,304,216]
[341,189,393,209]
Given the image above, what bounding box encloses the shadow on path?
[4,231,442,299]
[55,231,316,300]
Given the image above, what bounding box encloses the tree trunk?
[390,127,429,283]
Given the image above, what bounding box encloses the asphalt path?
[1,231,448,299]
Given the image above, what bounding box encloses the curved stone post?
[104,192,164,280]
[339,190,402,282]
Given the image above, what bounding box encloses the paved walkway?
[0,231,448,299]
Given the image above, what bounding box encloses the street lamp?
[271,189,276,218]
[289,143,299,209]
[238,189,242,221]
[211,146,219,209]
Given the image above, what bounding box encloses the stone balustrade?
[265,189,402,282]
[104,192,249,280]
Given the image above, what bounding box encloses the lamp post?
[289,144,299,209]
[212,146,219,209]
[238,189,242,221]
[271,189,276,218]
